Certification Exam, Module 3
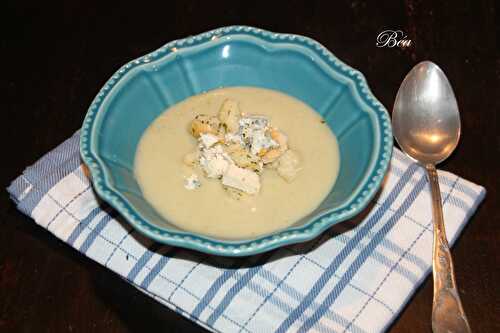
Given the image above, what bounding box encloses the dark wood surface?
[2,1,498,332]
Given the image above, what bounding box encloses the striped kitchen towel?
[7,131,485,333]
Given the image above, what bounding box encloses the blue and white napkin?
[8,131,485,333]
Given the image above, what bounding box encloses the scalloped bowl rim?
[80,25,393,256]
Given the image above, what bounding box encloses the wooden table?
[2,1,498,332]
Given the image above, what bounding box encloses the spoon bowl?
[392,61,461,164]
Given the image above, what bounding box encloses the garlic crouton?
[229,149,263,172]
[191,114,220,137]
[218,99,241,133]
[277,150,301,183]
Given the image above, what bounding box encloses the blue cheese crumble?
[238,116,279,155]
[199,145,231,178]
[184,174,201,190]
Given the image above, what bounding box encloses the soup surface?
[135,87,340,239]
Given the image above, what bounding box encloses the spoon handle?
[426,164,471,333]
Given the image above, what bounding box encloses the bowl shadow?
[120,181,385,271]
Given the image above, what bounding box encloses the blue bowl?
[80,26,392,256]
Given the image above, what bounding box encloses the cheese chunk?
[222,164,260,194]
[199,145,231,178]
[224,132,243,145]
[199,133,219,148]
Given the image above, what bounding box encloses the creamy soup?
[134,87,340,239]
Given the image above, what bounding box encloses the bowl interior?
[90,34,379,239]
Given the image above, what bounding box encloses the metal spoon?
[392,61,471,333]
